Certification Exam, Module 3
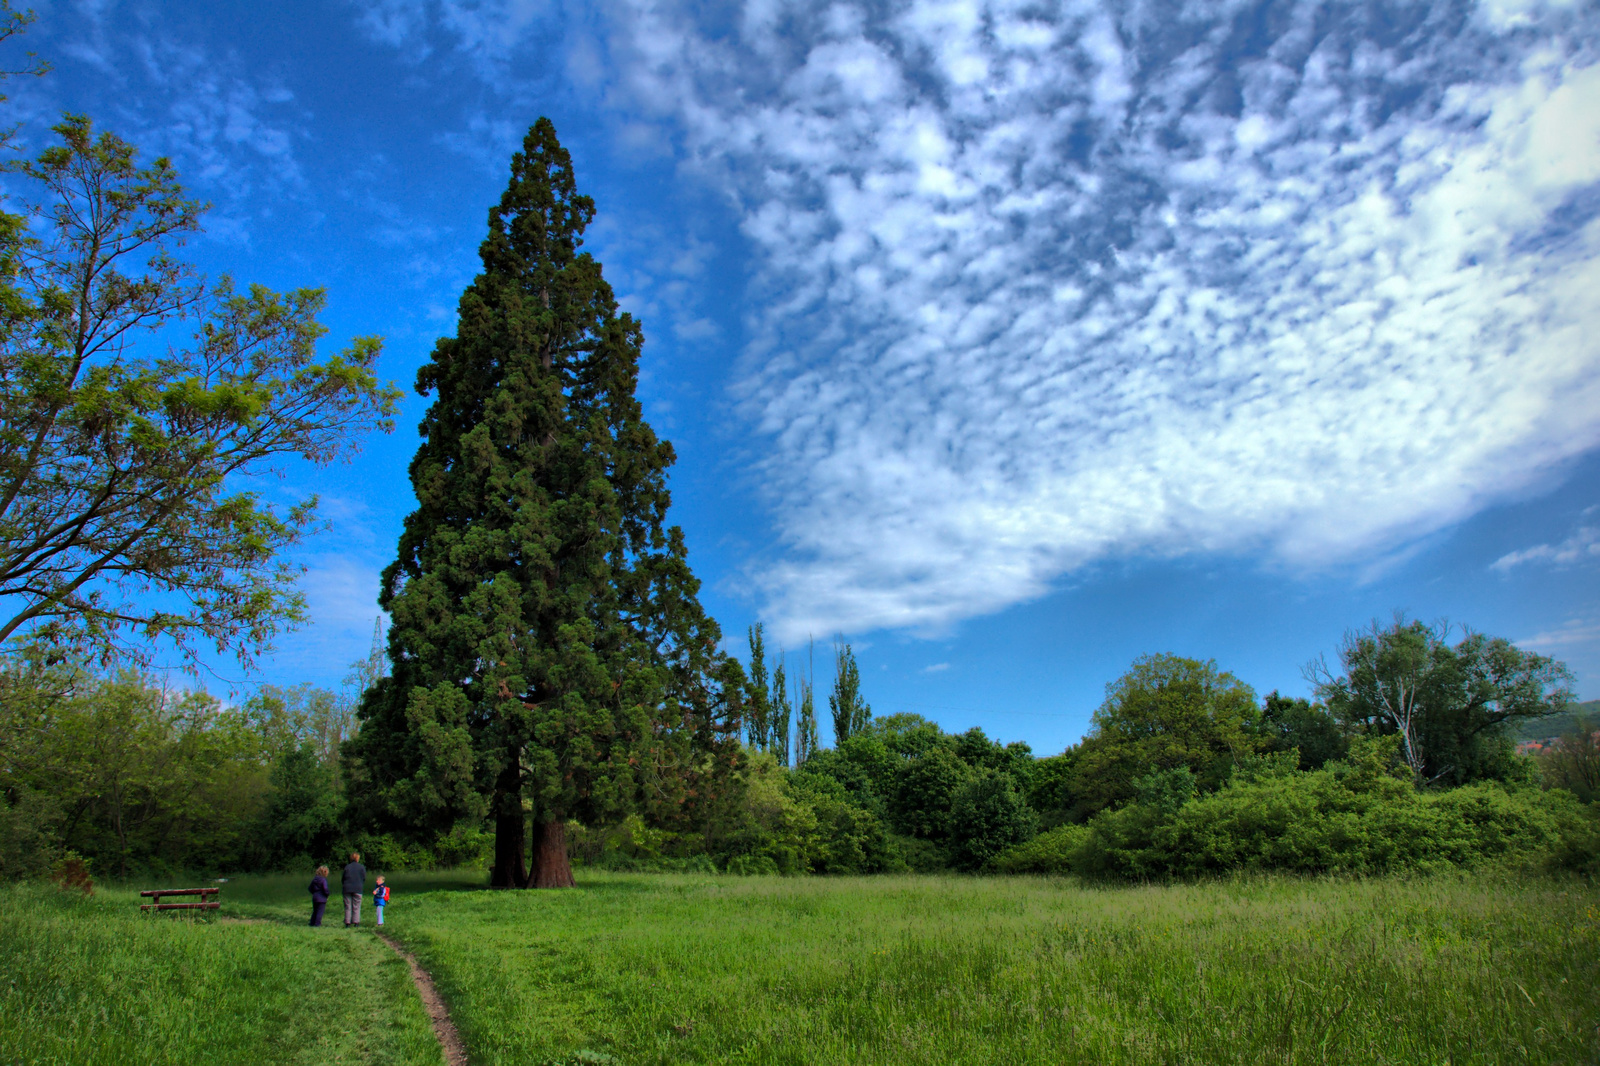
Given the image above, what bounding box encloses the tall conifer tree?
[344,119,740,888]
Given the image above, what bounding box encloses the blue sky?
[10,0,1599,754]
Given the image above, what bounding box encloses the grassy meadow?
[0,879,444,1066]
[3,869,1597,1066]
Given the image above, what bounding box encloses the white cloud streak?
[1493,524,1600,570]
[601,0,1600,642]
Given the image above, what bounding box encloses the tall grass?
[389,871,1599,1066]
[3,870,1595,1065]
[0,880,443,1066]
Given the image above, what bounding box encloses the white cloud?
[600,0,1600,641]
[923,662,950,673]
[1493,524,1600,570]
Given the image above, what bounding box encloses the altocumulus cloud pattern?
[607,0,1600,640]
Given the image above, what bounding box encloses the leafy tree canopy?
[0,117,398,667]
[1070,653,1263,819]
[1312,617,1573,787]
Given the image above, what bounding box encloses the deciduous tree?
[1070,653,1262,818]
[0,117,397,666]
[828,642,870,744]
[1312,617,1572,786]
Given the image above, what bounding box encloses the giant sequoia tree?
[344,119,740,888]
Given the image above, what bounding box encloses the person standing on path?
[342,852,367,927]
[308,865,329,927]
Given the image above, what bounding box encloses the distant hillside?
[1512,699,1600,742]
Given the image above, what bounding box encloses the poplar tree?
[829,642,871,744]
[746,622,771,750]
[771,656,792,767]
[796,642,819,764]
[344,119,740,888]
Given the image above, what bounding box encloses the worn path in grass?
[392,870,1600,1066]
[380,931,469,1066]
[0,878,449,1066]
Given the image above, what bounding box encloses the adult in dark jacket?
[342,852,367,927]
[308,865,330,927]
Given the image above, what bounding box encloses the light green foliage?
[383,869,1598,1066]
[1071,653,1263,818]
[0,663,268,877]
[0,881,443,1066]
[995,738,1597,879]
[0,116,397,666]
[789,773,904,874]
[1315,617,1574,786]
[0,653,381,877]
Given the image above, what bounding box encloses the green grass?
[389,870,1600,1066]
[0,877,445,1066]
[4,869,1598,1066]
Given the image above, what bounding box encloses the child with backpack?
[373,875,390,925]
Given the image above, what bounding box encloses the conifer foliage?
[344,119,740,888]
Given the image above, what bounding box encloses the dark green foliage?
[256,744,342,870]
[795,668,819,766]
[1069,653,1263,819]
[0,787,61,879]
[888,745,970,840]
[789,774,904,874]
[1546,801,1600,875]
[770,657,792,766]
[828,643,871,743]
[1026,751,1078,826]
[793,735,895,816]
[344,118,739,887]
[1314,617,1573,787]
[746,623,772,750]
[1260,691,1348,769]
[949,770,1036,870]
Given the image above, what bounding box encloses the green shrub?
[991,824,1089,874]
[0,788,63,880]
[950,770,1036,871]
[724,853,780,875]
[994,739,1582,880]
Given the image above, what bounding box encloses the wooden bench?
[140,887,221,912]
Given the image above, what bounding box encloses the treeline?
[2,616,1597,883]
[580,617,1600,879]
[0,638,485,881]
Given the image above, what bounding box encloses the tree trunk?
[489,759,527,888]
[530,817,574,888]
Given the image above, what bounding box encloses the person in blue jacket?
[373,875,389,925]
[308,865,329,927]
